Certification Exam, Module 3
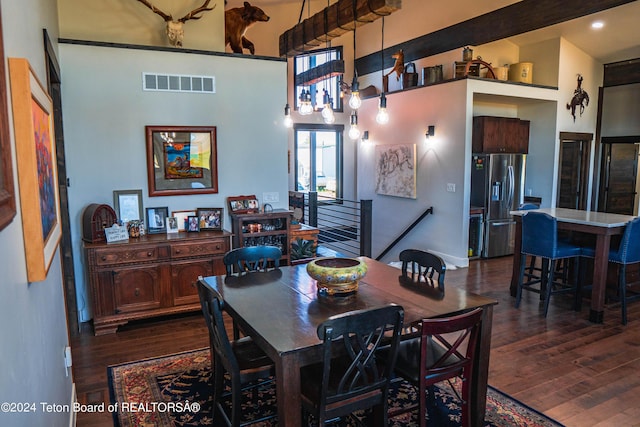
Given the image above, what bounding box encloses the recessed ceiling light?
[591,21,604,29]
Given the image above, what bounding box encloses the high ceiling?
[226,0,640,64]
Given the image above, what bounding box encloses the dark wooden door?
[557,133,591,210]
[599,143,638,215]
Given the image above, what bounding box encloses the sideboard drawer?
[171,239,228,258]
[94,247,159,266]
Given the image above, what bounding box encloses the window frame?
[293,46,344,114]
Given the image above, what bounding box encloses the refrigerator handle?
[507,165,515,208]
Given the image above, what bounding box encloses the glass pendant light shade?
[283,103,293,128]
[376,93,389,125]
[348,112,361,140]
[348,76,361,110]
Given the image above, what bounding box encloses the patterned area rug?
[108,348,564,427]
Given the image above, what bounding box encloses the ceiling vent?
[142,73,216,94]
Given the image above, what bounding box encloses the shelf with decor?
[230,209,292,265]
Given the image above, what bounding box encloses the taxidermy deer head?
[136,0,217,47]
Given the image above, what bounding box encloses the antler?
[178,0,216,23]
[136,0,173,22]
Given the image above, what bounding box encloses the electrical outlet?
[446,183,456,192]
[263,192,279,203]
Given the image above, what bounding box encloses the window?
[294,47,343,113]
[294,124,343,199]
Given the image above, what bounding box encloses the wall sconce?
[425,125,435,139]
[361,130,369,142]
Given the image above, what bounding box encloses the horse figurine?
[566,74,589,122]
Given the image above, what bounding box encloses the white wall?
[59,44,287,321]
[601,83,640,136]
[0,1,74,426]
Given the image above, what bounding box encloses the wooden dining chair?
[299,304,405,426]
[223,245,282,338]
[196,279,276,427]
[387,308,483,427]
[582,216,640,324]
[399,249,446,291]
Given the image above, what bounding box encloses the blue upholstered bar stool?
[582,216,640,324]
[517,203,543,284]
[515,212,582,316]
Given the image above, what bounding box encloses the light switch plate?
[446,183,456,192]
[263,192,279,203]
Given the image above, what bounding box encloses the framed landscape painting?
[9,58,62,282]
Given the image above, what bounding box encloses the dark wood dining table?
[510,207,636,323]
[200,256,498,427]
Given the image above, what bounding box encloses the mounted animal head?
[136,0,217,47]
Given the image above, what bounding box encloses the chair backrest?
[419,307,483,381]
[223,245,282,275]
[197,280,240,375]
[616,216,640,264]
[518,203,539,210]
[521,212,558,257]
[399,249,446,290]
[316,304,404,410]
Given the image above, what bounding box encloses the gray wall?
[59,44,287,321]
[0,1,74,426]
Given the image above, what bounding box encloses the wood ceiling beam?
[279,0,401,58]
[356,0,637,77]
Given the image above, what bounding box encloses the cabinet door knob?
[101,256,107,261]
[191,282,196,288]
[147,251,153,257]
[175,249,181,254]
[215,244,221,250]
[134,288,140,296]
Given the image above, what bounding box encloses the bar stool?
[515,212,582,316]
[582,216,640,324]
[517,203,543,283]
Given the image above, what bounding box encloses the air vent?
[142,73,216,94]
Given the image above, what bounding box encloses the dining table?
[199,256,498,427]
[510,207,636,323]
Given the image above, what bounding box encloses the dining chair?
[515,212,582,316]
[387,308,483,427]
[581,216,640,325]
[223,245,282,339]
[299,304,405,426]
[196,279,276,427]
[399,249,446,291]
[223,245,282,275]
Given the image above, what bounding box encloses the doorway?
[598,137,640,215]
[557,132,592,210]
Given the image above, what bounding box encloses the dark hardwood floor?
[71,256,640,426]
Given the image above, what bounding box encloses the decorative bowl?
[306,257,368,296]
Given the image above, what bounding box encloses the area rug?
[108,348,564,427]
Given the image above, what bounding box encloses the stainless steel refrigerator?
[470,154,526,258]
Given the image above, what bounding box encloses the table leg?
[510,221,522,296]
[589,234,611,323]
[275,353,301,426]
[472,304,493,427]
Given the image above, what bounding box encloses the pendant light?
[283,103,293,128]
[375,16,389,125]
[348,0,361,110]
[348,111,361,140]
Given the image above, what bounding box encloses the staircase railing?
[375,206,434,261]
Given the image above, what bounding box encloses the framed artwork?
[187,215,200,232]
[196,207,223,231]
[146,125,218,197]
[166,216,179,234]
[171,210,196,232]
[145,206,169,234]
[113,189,143,223]
[0,6,16,232]
[227,195,259,215]
[374,143,417,199]
[8,58,62,282]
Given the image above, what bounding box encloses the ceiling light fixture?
[349,111,361,140]
[376,16,389,125]
[283,103,293,128]
[348,0,361,110]
[591,21,604,29]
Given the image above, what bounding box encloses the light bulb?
[323,111,335,124]
[321,105,333,119]
[349,123,361,140]
[283,103,293,128]
[376,107,389,125]
[348,91,361,110]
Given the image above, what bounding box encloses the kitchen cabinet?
[84,231,231,335]
[230,210,291,265]
[472,116,530,153]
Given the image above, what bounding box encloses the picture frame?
[187,215,200,232]
[171,210,196,232]
[146,125,218,197]
[166,217,179,234]
[196,207,224,231]
[227,195,259,215]
[145,207,169,234]
[8,58,62,282]
[113,189,143,223]
[0,7,16,232]
[374,143,417,199]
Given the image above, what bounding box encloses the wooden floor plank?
[71,256,640,426]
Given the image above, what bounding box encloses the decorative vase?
[306,257,368,296]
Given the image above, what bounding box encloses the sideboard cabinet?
[84,231,231,335]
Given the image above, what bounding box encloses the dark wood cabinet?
[84,231,231,335]
[231,210,291,265]
[472,116,530,153]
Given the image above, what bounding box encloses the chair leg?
[543,260,556,317]
[572,257,582,311]
[620,265,628,325]
[515,254,528,308]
